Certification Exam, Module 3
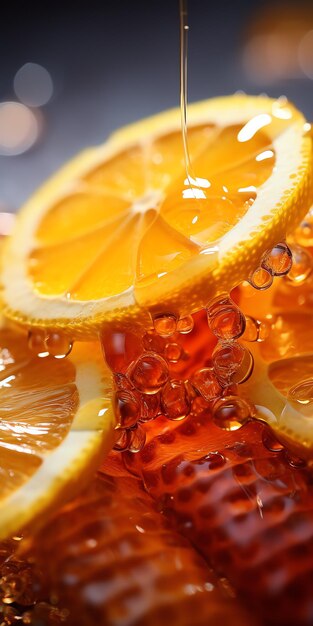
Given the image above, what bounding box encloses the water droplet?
[28,330,46,355]
[284,451,306,469]
[114,390,140,428]
[207,302,246,340]
[288,379,313,406]
[139,392,160,422]
[176,315,194,334]
[212,341,246,384]
[128,425,146,453]
[213,396,251,430]
[261,242,292,276]
[249,267,273,290]
[153,314,177,337]
[190,368,222,401]
[129,352,169,394]
[142,330,166,354]
[287,244,313,284]
[165,342,183,362]
[45,332,73,358]
[113,429,130,451]
[161,380,191,420]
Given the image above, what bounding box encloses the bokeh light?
[14,63,53,108]
[0,102,40,156]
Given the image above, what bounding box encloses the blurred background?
[0,0,312,211]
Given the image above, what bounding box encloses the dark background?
[0,0,312,209]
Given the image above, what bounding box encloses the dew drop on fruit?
[161,380,191,420]
[261,242,292,276]
[176,315,194,334]
[128,425,146,453]
[249,267,273,290]
[287,244,313,284]
[288,379,313,405]
[164,342,183,362]
[130,353,169,394]
[153,314,177,337]
[190,368,222,401]
[45,332,73,358]
[113,429,130,452]
[114,390,140,428]
[212,395,251,430]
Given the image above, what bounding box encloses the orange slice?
[2,95,312,337]
[240,277,313,458]
[0,320,115,540]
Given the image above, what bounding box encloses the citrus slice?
[240,280,313,458]
[0,320,115,540]
[2,95,312,337]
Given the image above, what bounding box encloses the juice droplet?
[45,332,73,358]
[129,353,169,394]
[139,392,160,422]
[176,315,194,334]
[284,451,306,469]
[288,379,313,406]
[100,327,143,373]
[261,242,292,276]
[207,302,246,340]
[212,341,246,384]
[190,368,222,401]
[242,316,259,342]
[164,342,183,362]
[287,244,313,284]
[295,208,313,247]
[113,429,131,452]
[213,395,251,430]
[202,451,226,469]
[161,380,191,420]
[153,314,177,337]
[28,330,46,355]
[249,267,273,290]
[128,425,146,453]
[114,390,140,428]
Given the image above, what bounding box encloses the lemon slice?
[0,321,115,540]
[2,95,312,337]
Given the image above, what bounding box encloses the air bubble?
[190,368,222,401]
[129,352,169,394]
[153,314,177,337]
[287,244,313,284]
[213,395,251,430]
[161,380,191,420]
[176,315,194,334]
[249,267,273,290]
[114,390,140,428]
[128,425,146,453]
[261,242,292,276]
[165,342,183,362]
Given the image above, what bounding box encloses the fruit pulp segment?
[29,124,274,300]
[0,329,78,497]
